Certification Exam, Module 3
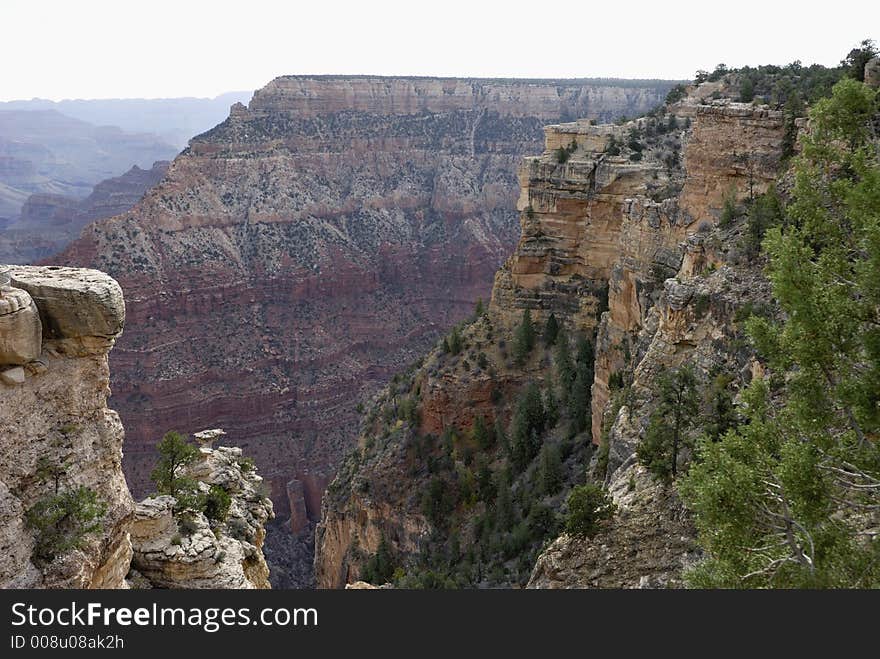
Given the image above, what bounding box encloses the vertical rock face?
[864,56,880,88]
[315,82,788,588]
[490,99,784,445]
[0,265,133,588]
[528,229,774,587]
[54,75,676,521]
[129,444,274,589]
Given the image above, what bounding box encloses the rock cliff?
[129,442,274,589]
[53,75,676,561]
[315,78,787,588]
[0,266,274,589]
[0,265,133,588]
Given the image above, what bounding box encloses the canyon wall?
[54,75,676,557]
[315,80,787,588]
[0,265,275,589]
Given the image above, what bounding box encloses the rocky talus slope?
[0,266,133,588]
[315,78,786,588]
[130,442,274,589]
[54,75,676,548]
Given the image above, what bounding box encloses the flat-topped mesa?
[244,76,677,119]
[0,265,132,588]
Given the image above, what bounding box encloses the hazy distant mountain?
[0,160,170,265]
[0,92,253,148]
[0,109,178,221]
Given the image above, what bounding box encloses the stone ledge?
[5,265,125,340]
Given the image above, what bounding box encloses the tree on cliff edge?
[680,77,880,588]
[637,364,698,483]
[151,431,199,497]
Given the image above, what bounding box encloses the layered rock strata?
[491,99,784,444]
[316,82,787,587]
[0,265,132,588]
[54,76,676,521]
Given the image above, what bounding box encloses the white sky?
[2,0,877,101]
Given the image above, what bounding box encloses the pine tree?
[739,76,755,103]
[575,335,594,370]
[703,373,739,441]
[495,472,514,529]
[637,364,699,482]
[539,444,563,495]
[151,431,199,496]
[448,325,463,355]
[513,309,536,365]
[472,415,492,450]
[568,368,591,435]
[475,456,495,502]
[840,38,878,82]
[680,78,880,587]
[543,313,560,346]
[362,536,395,584]
[564,484,614,538]
[25,486,106,562]
[544,387,559,428]
[555,329,575,406]
[781,92,805,160]
[509,382,545,471]
[494,418,508,458]
[567,338,594,434]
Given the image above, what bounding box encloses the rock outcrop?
[864,56,880,89]
[0,266,275,590]
[0,265,133,588]
[315,78,787,588]
[53,76,676,542]
[129,443,274,589]
[491,99,784,446]
[527,463,698,588]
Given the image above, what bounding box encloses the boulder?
[7,266,124,340]
[865,57,880,89]
[0,282,41,365]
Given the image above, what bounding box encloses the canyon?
[1,93,254,149]
[0,109,177,222]
[52,75,676,584]
[314,75,788,588]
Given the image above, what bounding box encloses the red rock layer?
[55,76,675,515]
